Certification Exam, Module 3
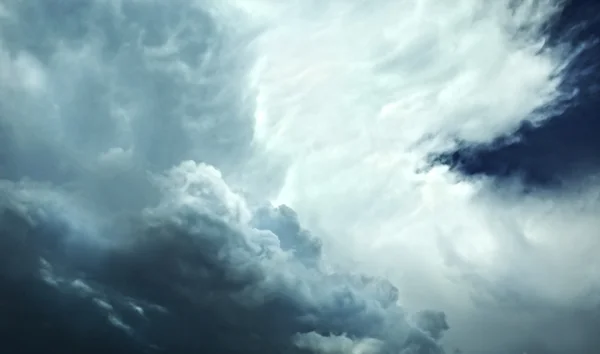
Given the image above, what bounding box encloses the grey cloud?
[294,332,383,354]
[0,0,257,183]
[2,1,598,354]
[0,160,448,354]
[252,205,323,266]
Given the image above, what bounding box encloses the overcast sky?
[1,1,599,354]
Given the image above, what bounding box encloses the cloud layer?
[1,1,599,354]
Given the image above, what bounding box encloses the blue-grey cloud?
[0,1,449,352]
[1,1,600,354]
[0,161,448,354]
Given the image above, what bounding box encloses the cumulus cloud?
[1,1,599,354]
[224,0,600,353]
[0,160,449,354]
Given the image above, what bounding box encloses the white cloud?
[0,0,598,353]
[213,0,598,352]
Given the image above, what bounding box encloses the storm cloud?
[1,1,599,354]
[0,161,448,354]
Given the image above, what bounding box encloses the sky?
[0,1,599,353]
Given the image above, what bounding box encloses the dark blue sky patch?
[432,0,600,189]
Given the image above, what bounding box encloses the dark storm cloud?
[0,1,451,352]
[0,161,449,354]
[2,0,600,354]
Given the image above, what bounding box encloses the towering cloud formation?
[0,5,454,349]
[0,161,448,354]
[1,1,599,354]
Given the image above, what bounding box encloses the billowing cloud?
[0,160,448,353]
[1,1,599,354]
[434,0,600,188]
